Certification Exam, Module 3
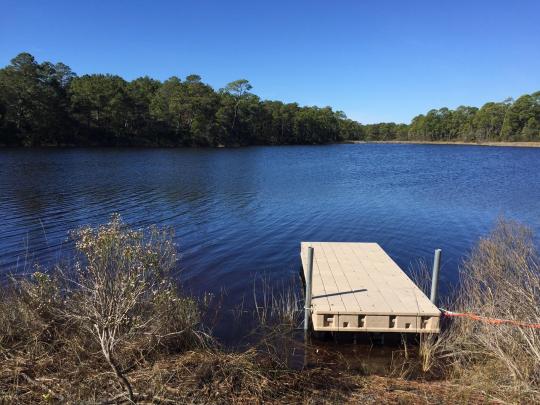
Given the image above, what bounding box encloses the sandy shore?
[349,140,540,148]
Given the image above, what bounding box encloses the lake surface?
[1,144,540,339]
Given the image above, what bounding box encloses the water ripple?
[1,145,540,304]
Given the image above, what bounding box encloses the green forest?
[0,52,539,146]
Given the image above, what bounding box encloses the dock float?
[301,242,440,333]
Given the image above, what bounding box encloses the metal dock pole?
[430,249,442,305]
[303,246,314,368]
[304,247,314,333]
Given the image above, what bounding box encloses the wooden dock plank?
[330,242,393,314]
[301,242,440,333]
[343,242,400,313]
[310,242,347,312]
[346,243,430,314]
[318,243,358,311]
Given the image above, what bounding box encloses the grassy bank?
[348,140,540,148]
[1,216,539,403]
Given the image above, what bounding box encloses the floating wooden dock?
[301,242,440,333]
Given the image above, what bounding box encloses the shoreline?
[2,140,540,149]
[348,140,540,148]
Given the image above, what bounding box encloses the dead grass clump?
[442,219,540,402]
[130,349,358,404]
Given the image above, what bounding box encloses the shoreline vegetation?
[1,216,539,403]
[347,140,540,148]
[1,52,539,148]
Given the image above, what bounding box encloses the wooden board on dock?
[301,242,440,333]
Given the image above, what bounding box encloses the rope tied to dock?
[440,309,540,329]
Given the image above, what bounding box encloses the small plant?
[62,214,204,401]
[0,214,205,402]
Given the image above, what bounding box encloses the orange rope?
[440,309,540,329]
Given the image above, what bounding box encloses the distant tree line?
[0,53,362,146]
[407,97,540,142]
[0,52,539,146]
[359,95,540,142]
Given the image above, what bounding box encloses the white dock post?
[304,246,314,333]
[430,249,442,305]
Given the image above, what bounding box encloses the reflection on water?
[1,145,540,347]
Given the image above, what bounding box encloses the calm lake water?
[1,144,540,340]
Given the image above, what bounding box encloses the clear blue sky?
[1,0,539,123]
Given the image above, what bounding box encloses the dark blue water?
[1,144,540,312]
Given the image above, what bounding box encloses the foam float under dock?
[301,242,440,333]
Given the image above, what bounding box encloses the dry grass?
[1,216,539,403]
[389,220,540,403]
[130,349,360,404]
[0,216,354,403]
[440,219,540,402]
